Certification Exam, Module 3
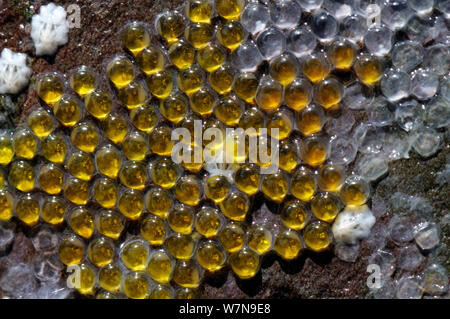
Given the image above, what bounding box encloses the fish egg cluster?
[2,0,448,299]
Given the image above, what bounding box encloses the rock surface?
[0,0,448,299]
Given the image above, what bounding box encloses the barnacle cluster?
[0,0,448,299]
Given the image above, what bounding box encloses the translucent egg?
[84,89,112,120]
[353,54,384,85]
[304,221,332,252]
[41,196,65,225]
[261,171,288,202]
[300,136,329,167]
[214,94,243,126]
[136,46,165,76]
[341,14,366,42]
[195,207,221,238]
[266,110,292,140]
[168,203,195,234]
[156,12,185,43]
[145,187,173,218]
[230,40,263,72]
[287,26,317,58]
[160,92,188,124]
[296,104,325,136]
[269,0,302,29]
[311,192,342,222]
[255,76,283,112]
[364,26,393,56]
[151,158,181,189]
[327,38,356,70]
[209,64,234,95]
[15,194,39,226]
[284,78,313,111]
[339,175,370,206]
[69,207,94,239]
[149,285,173,300]
[165,233,195,260]
[146,70,173,99]
[99,264,122,292]
[40,135,66,165]
[147,249,173,283]
[141,215,166,245]
[215,0,245,20]
[119,161,147,190]
[197,43,225,72]
[185,0,213,23]
[69,66,97,97]
[27,109,54,138]
[229,248,260,279]
[66,151,94,181]
[107,56,135,88]
[117,81,148,109]
[178,65,204,95]
[314,77,344,109]
[219,222,245,253]
[185,22,214,50]
[205,174,230,204]
[122,132,148,161]
[123,272,149,299]
[196,240,225,272]
[274,229,302,260]
[95,145,122,179]
[168,40,195,70]
[37,73,64,105]
[219,191,250,221]
[173,260,201,288]
[290,167,317,202]
[240,3,270,35]
[256,27,286,60]
[234,163,260,195]
[58,234,84,266]
[75,266,95,295]
[281,200,309,230]
[93,177,118,209]
[121,22,151,55]
[238,107,265,136]
[148,125,175,156]
[88,237,115,267]
[317,164,345,192]
[190,87,215,117]
[38,163,63,195]
[0,134,13,166]
[102,112,129,145]
[217,21,245,51]
[301,52,331,83]
[118,188,144,219]
[121,240,149,271]
[63,177,90,205]
[9,160,35,192]
[96,210,125,239]
[269,53,299,86]
[71,122,99,153]
[278,139,299,172]
[13,128,37,159]
[233,72,258,104]
[310,9,338,42]
[247,225,272,255]
[297,0,323,12]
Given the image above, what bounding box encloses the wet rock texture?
[0,0,448,299]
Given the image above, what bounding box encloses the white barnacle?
[332,204,376,244]
[0,48,32,95]
[31,3,69,56]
